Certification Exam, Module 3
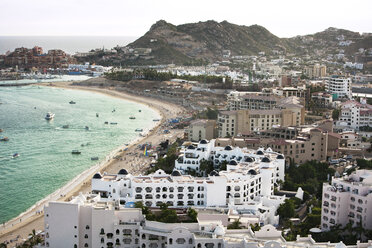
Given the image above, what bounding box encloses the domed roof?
[261,157,271,163]
[224,146,233,151]
[187,145,195,150]
[171,170,182,177]
[276,154,284,159]
[199,139,208,144]
[210,170,219,176]
[229,160,238,166]
[93,173,102,179]
[248,169,257,175]
[256,150,264,155]
[244,157,254,163]
[118,169,128,175]
[214,225,225,236]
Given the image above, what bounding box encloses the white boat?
[45,112,55,120]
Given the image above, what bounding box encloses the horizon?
[0,0,371,38]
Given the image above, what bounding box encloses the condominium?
[325,77,352,99]
[186,119,217,142]
[42,195,372,248]
[305,64,327,79]
[321,170,372,231]
[336,99,372,130]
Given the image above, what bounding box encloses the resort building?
[325,77,352,99]
[311,92,334,108]
[321,170,372,231]
[336,99,372,130]
[186,119,217,142]
[43,195,372,248]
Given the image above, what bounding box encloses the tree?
[187,208,198,222]
[277,199,295,220]
[332,108,340,120]
[227,219,242,229]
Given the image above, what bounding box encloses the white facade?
[43,197,372,248]
[336,100,372,130]
[325,77,352,99]
[321,170,372,231]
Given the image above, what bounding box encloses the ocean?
[0,85,160,223]
[0,36,137,55]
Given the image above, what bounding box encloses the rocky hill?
[128,20,293,64]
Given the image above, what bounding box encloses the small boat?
[96,113,99,117]
[12,153,19,158]
[0,129,3,132]
[85,126,89,130]
[104,121,109,124]
[71,150,81,155]
[135,128,143,132]
[153,119,160,121]
[91,157,99,161]
[62,125,69,129]
[69,101,76,104]
[129,116,136,120]
[0,137,9,141]
[139,110,142,112]
[110,122,118,125]
[45,112,55,120]
[112,108,116,113]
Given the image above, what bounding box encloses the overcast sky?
[0,0,371,38]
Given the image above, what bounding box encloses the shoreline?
[0,81,186,244]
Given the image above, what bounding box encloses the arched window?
[85,225,90,230]
[101,237,104,243]
[169,238,173,245]
[116,229,120,235]
[189,238,193,244]
[142,234,146,239]
[74,245,77,248]
[84,243,88,247]
[85,234,88,239]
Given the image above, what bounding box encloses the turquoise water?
[0,75,92,85]
[0,85,159,223]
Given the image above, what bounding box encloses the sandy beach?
[0,81,186,245]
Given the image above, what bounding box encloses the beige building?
[215,125,341,164]
[305,64,327,78]
[218,106,304,138]
[186,119,216,141]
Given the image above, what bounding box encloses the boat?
[153,119,160,121]
[71,150,81,155]
[135,128,143,132]
[104,121,108,124]
[0,137,9,141]
[85,126,89,130]
[110,122,118,125]
[96,113,99,117]
[12,153,19,158]
[91,157,99,161]
[129,116,136,120]
[69,101,76,104]
[62,125,69,129]
[45,112,55,120]
[0,129,3,132]
[139,110,142,112]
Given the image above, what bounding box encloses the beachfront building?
[325,77,352,99]
[43,195,372,248]
[186,119,217,142]
[321,170,372,231]
[336,99,372,131]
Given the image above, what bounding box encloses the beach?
[0,82,186,245]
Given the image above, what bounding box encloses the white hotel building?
[321,170,372,231]
[325,77,352,99]
[336,99,372,130]
[43,195,372,248]
[90,140,285,209]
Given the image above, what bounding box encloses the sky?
[0,0,371,38]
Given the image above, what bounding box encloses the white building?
[43,195,372,248]
[336,100,372,130]
[325,77,352,99]
[321,170,372,231]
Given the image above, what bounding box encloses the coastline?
[0,81,186,244]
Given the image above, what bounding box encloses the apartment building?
[321,170,372,231]
[186,119,216,142]
[311,92,334,108]
[325,77,352,99]
[227,93,280,111]
[305,64,327,79]
[336,99,372,130]
[42,195,372,248]
[218,106,304,137]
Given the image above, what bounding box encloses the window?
[85,234,88,239]
[84,244,88,248]
[85,225,90,230]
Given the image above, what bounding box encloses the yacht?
[45,112,55,120]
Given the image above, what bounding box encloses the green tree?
[332,108,340,120]
[187,208,198,222]
[227,219,243,229]
[277,199,295,220]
